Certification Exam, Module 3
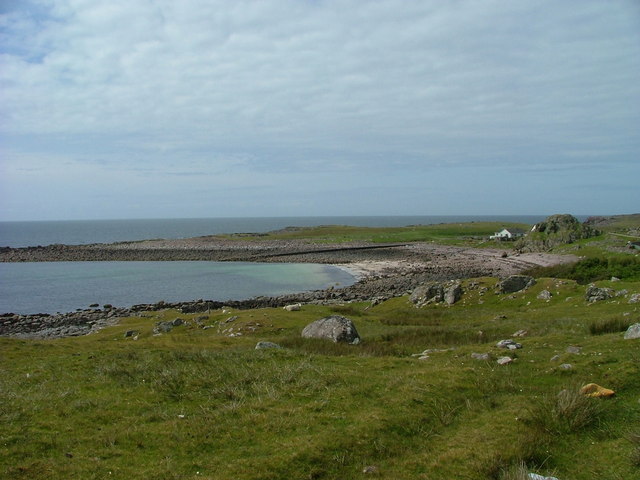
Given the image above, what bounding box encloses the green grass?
[1,277,639,479]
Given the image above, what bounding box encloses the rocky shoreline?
[0,237,577,339]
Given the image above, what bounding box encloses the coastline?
[0,238,577,339]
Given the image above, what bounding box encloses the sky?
[1,0,639,221]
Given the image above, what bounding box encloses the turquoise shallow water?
[0,261,355,315]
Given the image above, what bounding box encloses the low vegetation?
[523,256,640,284]
[1,275,639,479]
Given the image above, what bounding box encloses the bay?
[0,261,355,315]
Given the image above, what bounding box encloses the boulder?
[537,289,552,300]
[624,323,640,339]
[628,293,640,304]
[301,315,361,344]
[496,275,536,294]
[444,282,463,305]
[585,285,614,302]
[410,282,444,306]
[153,321,174,334]
[411,281,463,307]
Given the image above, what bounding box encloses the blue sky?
[1,0,639,221]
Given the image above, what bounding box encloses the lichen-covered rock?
[301,315,361,344]
[585,285,614,302]
[496,275,536,294]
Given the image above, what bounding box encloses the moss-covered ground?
[2,276,639,479]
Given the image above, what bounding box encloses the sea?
[0,215,558,315]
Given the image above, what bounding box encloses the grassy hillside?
[2,277,639,479]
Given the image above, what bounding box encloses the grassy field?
[2,276,639,479]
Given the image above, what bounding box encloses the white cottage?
[489,228,526,240]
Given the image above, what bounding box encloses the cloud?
[0,0,639,219]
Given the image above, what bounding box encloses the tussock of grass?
[526,383,604,434]
[589,317,633,335]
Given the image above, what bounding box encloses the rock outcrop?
[515,214,599,252]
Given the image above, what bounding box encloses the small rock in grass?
[471,352,491,361]
[496,339,522,349]
[624,323,640,339]
[580,383,615,398]
[283,303,301,311]
[559,363,573,370]
[566,345,581,354]
[497,356,513,365]
[550,355,561,362]
[528,473,560,480]
[255,341,282,350]
[629,293,640,304]
[512,329,527,337]
[124,330,138,338]
[537,290,552,300]
[171,318,183,327]
[362,465,379,474]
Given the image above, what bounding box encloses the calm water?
[0,215,552,248]
[0,261,355,315]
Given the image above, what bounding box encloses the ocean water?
[0,261,355,315]
[0,215,552,248]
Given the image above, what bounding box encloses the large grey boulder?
[585,285,614,302]
[301,315,361,344]
[411,281,463,307]
[624,323,640,340]
[496,275,536,294]
[410,282,444,306]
